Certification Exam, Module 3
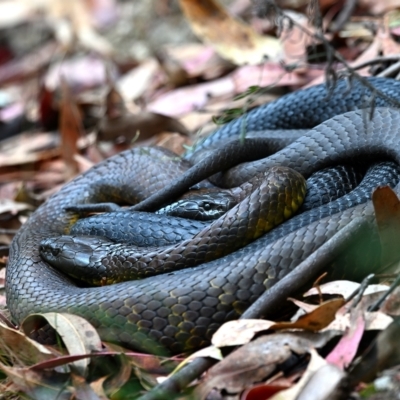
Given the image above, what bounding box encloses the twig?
[351,56,400,72]
[270,3,400,109]
[138,357,215,400]
[378,60,400,78]
[369,274,400,312]
[345,273,375,305]
[330,0,358,33]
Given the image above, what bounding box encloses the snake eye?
[203,202,211,211]
[51,248,60,257]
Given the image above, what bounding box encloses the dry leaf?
[59,79,83,178]
[179,0,282,65]
[271,298,346,331]
[212,319,276,347]
[102,354,132,396]
[41,0,113,55]
[0,198,31,214]
[166,43,234,80]
[349,318,400,383]
[358,0,400,15]
[21,313,102,377]
[197,332,336,399]
[117,58,160,103]
[154,49,190,87]
[195,336,297,398]
[45,56,108,92]
[270,349,334,400]
[0,41,58,86]
[0,322,53,366]
[98,86,189,143]
[281,11,320,68]
[71,374,106,400]
[378,12,400,57]
[90,376,109,399]
[327,310,393,332]
[379,286,400,316]
[325,308,365,369]
[148,61,311,117]
[304,280,389,299]
[0,363,70,399]
[372,186,400,266]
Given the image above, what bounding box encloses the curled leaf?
[21,313,102,377]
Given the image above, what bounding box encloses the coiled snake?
[7,77,400,355]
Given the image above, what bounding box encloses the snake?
[7,77,400,355]
[40,167,307,285]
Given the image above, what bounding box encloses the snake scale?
[7,77,400,355]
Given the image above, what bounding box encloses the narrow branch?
[330,0,358,33]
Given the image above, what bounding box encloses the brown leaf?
[46,0,113,55]
[117,58,160,102]
[39,84,59,131]
[271,298,346,331]
[71,373,105,400]
[196,332,334,399]
[372,186,400,266]
[380,286,400,316]
[0,131,60,167]
[195,336,294,398]
[0,321,54,366]
[0,41,58,86]
[0,363,70,399]
[281,11,321,69]
[166,44,234,80]
[179,0,281,65]
[90,376,109,399]
[154,132,192,155]
[21,313,102,377]
[59,79,83,179]
[98,86,189,143]
[102,354,132,396]
[154,49,190,87]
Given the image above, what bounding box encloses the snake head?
[157,192,237,221]
[39,236,113,284]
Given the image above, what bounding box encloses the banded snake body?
[7,77,400,355]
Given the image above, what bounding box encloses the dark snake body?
[7,78,400,355]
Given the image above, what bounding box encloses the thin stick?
[330,0,358,33]
[350,56,400,72]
